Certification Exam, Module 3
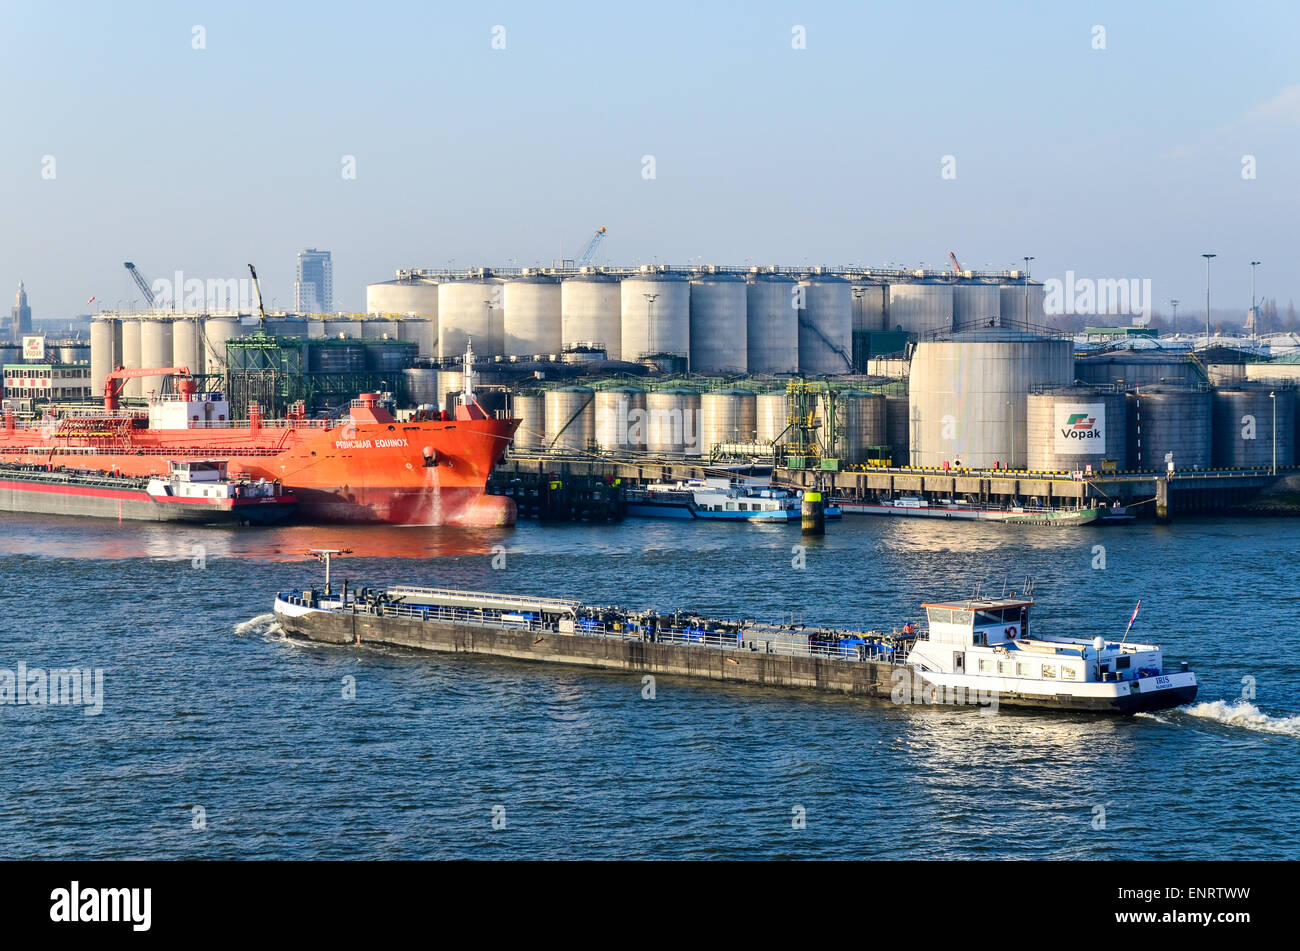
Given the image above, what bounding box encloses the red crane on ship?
[102,366,192,413]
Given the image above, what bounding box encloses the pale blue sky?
[3,0,1298,318]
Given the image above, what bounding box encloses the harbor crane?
[123,262,156,306]
[248,264,268,328]
[575,226,608,268]
[948,251,963,275]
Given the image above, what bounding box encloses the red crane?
[103,366,192,412]
[948,251,963,274]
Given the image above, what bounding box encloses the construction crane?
[123,262,156,306]
[103,365,191,412]
[948,251,963,275]
[575,226,608,268]
[248,264,268,329]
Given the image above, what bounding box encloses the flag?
[86,296,96,305]
[1128,601,1141,624]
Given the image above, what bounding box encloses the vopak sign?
[1054,403,1105,454]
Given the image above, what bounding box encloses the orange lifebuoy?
[1005,626,1017,639]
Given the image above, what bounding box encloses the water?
[1,513,1297,859]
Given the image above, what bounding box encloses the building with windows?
[294,249,334,314]
[3,363,93,401]
[8,282,32,339]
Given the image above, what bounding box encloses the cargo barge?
[273,554,1197,714]
[0,459,296,524]
[626,478,842,521]
[835,496,1102,526]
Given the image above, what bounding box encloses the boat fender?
[1005,626,1017,639]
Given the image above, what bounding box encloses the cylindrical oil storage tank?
[952,281,1002,327]
[850,281,887,334]
[510,392,546,451]
[404,367,439,407]
[646,387,702,456]
[265,316,311,339]
[437,370,463,414]
[140,319,173,372]
[118,319,142,397]
[909,329,1073,469]
[438,276,504,358]
[746,271,799,374]
[364,339,419,372]
[756,391,789,445]
[1126,386,1212,471]
[396,318,437,358]
[308,339,367,373]
[90,318,117,394]
[171,317,203,376]
[57,344,90,364]
[999,280,1047,325]
[503,274,562,357]
[885,394,910,466]
[1212,384,1296,468]
[324,318,363,339]
[561,271,621,358]
[366,278,438,321]
[360,319,401,340]
[594,386,648,453]
[822,390,886,464]
[1026,386,1128,472]
[202,316,243,372]
[700,389,758,453]
[886,282,953,336]
[1075,350,1201,387]
[620,271,690,364]
[797,272,853,375]
[689,271,747,375]
[543,386,595,452]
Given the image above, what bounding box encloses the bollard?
[801,490,825,536]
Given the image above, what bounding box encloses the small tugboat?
[0,458,296,524]
[626,477,842,521]
[273,554,1196,714]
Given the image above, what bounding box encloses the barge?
[0,459,296,524]
[626,478,842,521]
[835,496,1101,526]
[273,553,1197,714]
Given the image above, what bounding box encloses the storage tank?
[1075,350,1202,387]
[620,271,690,364]
[265,317,311,339]
[850,281,887,334]
[887,282,953,336]
[437,370,463,414]
[689,271,747,375]
[119,319,142,397]
[364,339,419,372]
[308,340,367,373]
[885,394,910,466]
[56,345,89,364]
[746,271,799,375]
[438,276,504,358]
[561,271,621,358]
[756,391,789,445]
[822,390,886,464]
[594,386,648,453]
[952,281,1002,327]
[360,319,400,340]
[908,329,1073,469]
[797,272,853,375]
[202,316,242,371]
[396,318,437,358]
[366,278,438,319]
[171,317,203,375]
[90,318,117,393]
[1211,384,1296,468]
[646,388,702,455]
[999,280,1047,325]
[1126,386,1212,471]
[503,275,562,357]
[404,367,439,407]
[510,392,546,450]
[1026,386,1128,472]
[544,386,595,452]
[700,389,758,453]
[324,318,364,339]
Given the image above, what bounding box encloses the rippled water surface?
[1,513,1296,859]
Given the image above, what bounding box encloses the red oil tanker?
[0,358,519,527]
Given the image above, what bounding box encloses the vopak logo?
[1054,403,1105,454]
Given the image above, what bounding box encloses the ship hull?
[0,477,296,524]
[0,416,518,527]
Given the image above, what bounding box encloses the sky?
[3,0,1299,320]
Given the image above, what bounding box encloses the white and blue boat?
[625,477,842,522]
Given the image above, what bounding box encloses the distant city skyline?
[3,1,1299,321]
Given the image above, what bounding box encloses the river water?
[1,513,1296,859]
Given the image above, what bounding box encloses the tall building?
[9,282,32,339]
[294,249,334,314]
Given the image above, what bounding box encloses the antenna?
[307,548,351,592]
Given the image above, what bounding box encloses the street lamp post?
[1270,390,1276,475]
[1168,299,1179,327]
[1202,253,1216,340]
[1023,256,1034,325]
[1250,261,1261,336]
